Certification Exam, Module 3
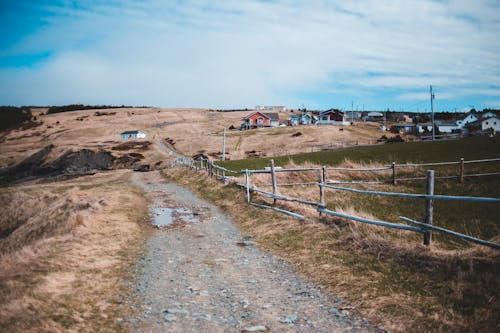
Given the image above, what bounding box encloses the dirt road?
[128,171,381,332]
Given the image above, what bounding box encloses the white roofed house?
[120,130,146,139]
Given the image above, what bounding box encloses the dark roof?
[322,109,344,115]
[243,112,279,121]
[262,112,279,121]
[121,130,141,135]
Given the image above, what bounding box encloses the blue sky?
[1,0,499,111]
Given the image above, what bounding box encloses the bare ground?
[127,171,383,332]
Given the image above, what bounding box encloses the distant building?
[242,112,280,129]
[391,123,417,134]
[120,130,146,139]
[416,112,479,134]
[317,109,350,126]
[467,117,500,133]
[254,105,287,111]
[363,112,384,122]
[288,113,316,126]
[456,113,478,127]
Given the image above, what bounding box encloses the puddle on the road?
[152,207,199,227]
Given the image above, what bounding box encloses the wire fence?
[172,156,500,249]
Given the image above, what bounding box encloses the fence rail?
[176,156,500,249]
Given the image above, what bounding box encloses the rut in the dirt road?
[127,171,383,333]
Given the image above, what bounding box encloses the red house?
[242,112,280,129]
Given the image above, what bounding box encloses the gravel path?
[128,171,382,333]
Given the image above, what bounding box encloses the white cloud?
[0,0,499,108]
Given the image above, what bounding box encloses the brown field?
[0,108,387,168]
[0,171,147,332]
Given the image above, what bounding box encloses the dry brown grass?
[0,170,147,332]
[165,166,500,333]
[0,108,384,170]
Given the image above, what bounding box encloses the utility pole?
[430,85,435,141]
[222,127,226,161]
[351,101,354,122]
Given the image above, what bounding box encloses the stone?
[329,308,342,317]
[242,325,268,332]
[164,314,177,322]
[236,241,257,247]
[165,308,189,316]
[280,314,298,324]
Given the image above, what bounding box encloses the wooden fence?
[175,157,500,249]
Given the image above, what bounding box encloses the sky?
[0,0,499,111]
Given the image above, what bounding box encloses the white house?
[456,113,478,127]
[467,117,500,133]
[120,130,146,139]
[417,113,480,134]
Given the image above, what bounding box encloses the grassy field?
[174,136,500,332]
[219,135,500,171]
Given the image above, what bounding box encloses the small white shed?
[120,130,146,140]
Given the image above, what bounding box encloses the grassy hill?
[220,135,500,171]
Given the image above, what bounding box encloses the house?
[391,123,417,134]
[416,112,479,134]
[436,120,462,133]
[288,113,316,126]
[456,113,478,127]
[242,112,280,129]
[120,130,146,139]
[416,121,460,134]
[467,117,500,133]
[363,112,384,122]
[416,123,434,134]
[317,109,350,126]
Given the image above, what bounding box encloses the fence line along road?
[400,216,500,249]
[181,157,500,249]
[318,208,426,233]
[321,184,500,203]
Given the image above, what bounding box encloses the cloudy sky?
[1,0,499,111]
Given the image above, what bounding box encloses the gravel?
[126,171,384,332]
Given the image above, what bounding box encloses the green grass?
[220,135,500,171]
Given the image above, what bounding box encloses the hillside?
[0,108,386,172]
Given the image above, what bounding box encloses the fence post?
[392,161,397,185]
[245,169,251,204]
[459,158,464,183]
[270,159,278,206]
[423,170,435,246]
[319,166,326,218]
[201,159,204,171]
